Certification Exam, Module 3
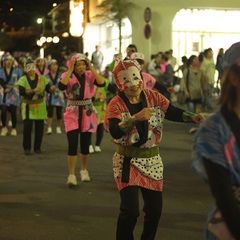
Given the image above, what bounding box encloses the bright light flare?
[40,36,46,44]
[52,36,60,43]
[62,32,69,37]
[37,18,43,24]
[46,37,53,43]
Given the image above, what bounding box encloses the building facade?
[83,0,240,68]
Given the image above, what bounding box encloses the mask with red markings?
[113,56,143,91]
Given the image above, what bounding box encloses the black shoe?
[24,150,31,156]
[34,149,42,154]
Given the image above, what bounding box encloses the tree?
[96,0,135,54]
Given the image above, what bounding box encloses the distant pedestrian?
[180,55,209,133]
[124,44,138,60]
[215,47,224,95]
[215,48,224,81]
[200,48,215,112]
[158,52,174,100]
[91,45,104,73]
[168,49,177,71]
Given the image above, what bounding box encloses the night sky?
[0,0,67,30]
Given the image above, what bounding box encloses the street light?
[36,16,60,58]
[36,17,45,35]
[36,17,45,58]
[36,18,43,24]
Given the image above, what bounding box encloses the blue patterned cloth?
[192,110,240,239]
[0,67,23,106]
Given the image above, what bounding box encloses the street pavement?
[0,111,214,240]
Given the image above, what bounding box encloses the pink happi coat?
[62,71,98,133]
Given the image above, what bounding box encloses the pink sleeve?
[60,72,74,97]
[142,72,156,90]
[85,71,95,84]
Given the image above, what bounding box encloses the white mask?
[116,66,142,89]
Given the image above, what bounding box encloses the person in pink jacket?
[58,53,105,187]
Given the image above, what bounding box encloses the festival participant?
[89,77,117,153]
[16,57,52,155]
[192,41,240,240]
[45,59,65,134]
[0,53,23,136]
[104,57,204,240]
[58,53,105,187]
[35,57,49,76]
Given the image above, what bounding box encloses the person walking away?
[181,55,209,133]
[104,57,204,240]
[0,53,23,136]
[58,53,105,187]
[192,41,240,240]
[45,59,65,134]
[16,57,52,155]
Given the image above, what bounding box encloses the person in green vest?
[16,57,53,155]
